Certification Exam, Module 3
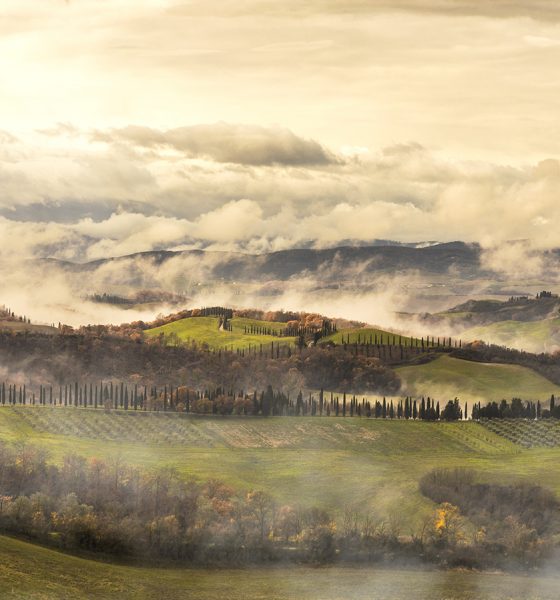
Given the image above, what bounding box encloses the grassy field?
[1,534,559,600]
[143,315,453,353]
[4,407,560,528]
[321,326,426,347]
[2,409,560,597]
[144,316,296,350]
[461,318,560,353]
[397,355,560,403]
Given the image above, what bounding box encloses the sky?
[2,0,560,260]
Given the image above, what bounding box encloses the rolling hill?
[321,326,426,347]
[0,405,556,530]
[48,241,483,281]
[460,318,560,353]
[397,355,560,403]
[0,320,58,334]
[144,316,296,350]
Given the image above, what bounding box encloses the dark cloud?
[94,123,340,167]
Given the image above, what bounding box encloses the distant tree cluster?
[0,305,31,324]
[472,398,541,420]
[536,290,557,299]
[87,293,135,305]
[87,290,187,305]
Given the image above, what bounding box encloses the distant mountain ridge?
[41,241,483,282]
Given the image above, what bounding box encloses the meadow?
[144,316,435,352]
[1,408,560,598]
[321,326,426,347]
[144,316,297,350]
[2,407,560,527]
[396,355,560,402]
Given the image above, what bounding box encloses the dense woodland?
[0,331,401,397]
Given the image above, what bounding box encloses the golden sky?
[1,0,560,257]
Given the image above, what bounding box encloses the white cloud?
[3,128,560,262]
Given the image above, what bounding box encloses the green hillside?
[321,326,425,347]
[461,318,560,353]
[397,355,560,402]
[2,534,559,600]
[2,408,560,597]
[3,406,560,528]
[144,316,296,350]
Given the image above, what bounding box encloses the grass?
[2,535,560,600]
[461,318,560,353]
[143,315,448,353]
[397,355,560,403]
[3,407,560,527]
[321,327,426,347]
[2,409,560,597]
[144,316,296,351]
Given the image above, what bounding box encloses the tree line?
[0,381,483,423]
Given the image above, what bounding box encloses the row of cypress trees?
[0,382,468,420]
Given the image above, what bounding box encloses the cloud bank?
[1,125,560,264]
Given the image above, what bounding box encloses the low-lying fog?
[3,241,560,354]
